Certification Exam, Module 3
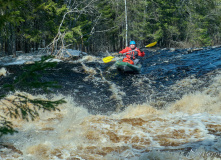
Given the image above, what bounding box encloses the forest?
[0,0,221,55]
[1,0,221,153]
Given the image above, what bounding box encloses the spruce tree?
[0,56,66,137]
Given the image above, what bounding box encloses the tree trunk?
[25,40,30,53]
[11,25,16,57]
[0,37,3,55]
[124,0,128,46]
[7,24,16,56]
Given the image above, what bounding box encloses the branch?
[44,0,101,59]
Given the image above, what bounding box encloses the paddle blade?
[145,41,157,47]
[103,56,114,63]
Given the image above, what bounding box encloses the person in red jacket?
[119,41,145,65]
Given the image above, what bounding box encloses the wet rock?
[0,67,7,77]
[170,48,176,52]
[24,61,35,64]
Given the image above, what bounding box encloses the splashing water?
[0,47,221,159]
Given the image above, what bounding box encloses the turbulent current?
[0,46,221,159]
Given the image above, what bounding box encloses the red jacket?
[119,47,145,60]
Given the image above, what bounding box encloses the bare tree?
[125,0,128,46]
[44,0,104,59]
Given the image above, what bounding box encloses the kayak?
[115,59,142,73]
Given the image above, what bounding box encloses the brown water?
[1,47,221,159]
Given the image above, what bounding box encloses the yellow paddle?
[145,41,157,47]
[102,56,115,63]
[102,41,157,63]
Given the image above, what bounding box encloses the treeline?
[0,0,221,56]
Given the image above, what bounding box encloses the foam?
[0,67,7,77]
[1,72,221,159]
[1,91,221,159]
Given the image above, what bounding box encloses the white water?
[1,50,221,159]
[1,73,221,159]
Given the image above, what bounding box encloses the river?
[0,46,221,159]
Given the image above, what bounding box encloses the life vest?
[125,48,139,60]
[119,47,144,65]
[122,48,138,64]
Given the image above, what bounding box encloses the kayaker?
[118,41,145,65]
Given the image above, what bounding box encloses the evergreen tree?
[0,0,26,55]
[92,0,126,51]
[1,0,221,53]
[0,56,66,137]
[18,0,68,52]
[184,0,220,46]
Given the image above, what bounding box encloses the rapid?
[0,46,221,159]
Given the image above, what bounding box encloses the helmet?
[129,41,136,45]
